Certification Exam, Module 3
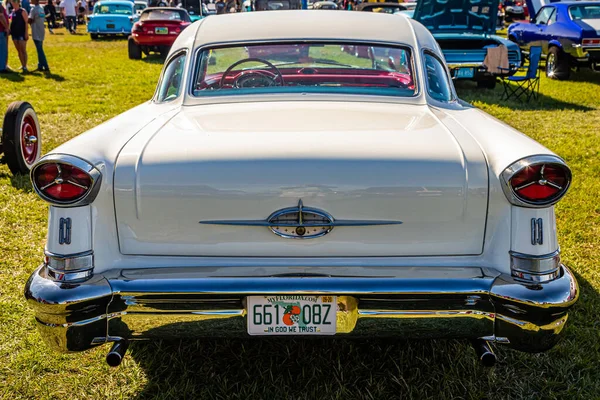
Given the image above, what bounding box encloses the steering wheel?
[220,58,285,89]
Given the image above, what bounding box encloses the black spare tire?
[2,101,42,175]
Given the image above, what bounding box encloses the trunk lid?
[114,102,488,257]
[413,0,499,35]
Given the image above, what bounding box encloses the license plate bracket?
[106,24,115,29]
[247,295,337,336]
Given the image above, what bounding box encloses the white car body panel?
[113,101,488,257]
[40,11,560,275]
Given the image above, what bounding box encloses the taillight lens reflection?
[33,163,92,202]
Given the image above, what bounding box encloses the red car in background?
[128,7,191,59]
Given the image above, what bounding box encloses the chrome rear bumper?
[24,265,578,353]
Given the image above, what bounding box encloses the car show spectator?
[29,0,48,71]
[0,0,10,73]
[60,0,77,33]
[21,0,29,12]
[44,0,57,33]
[9,0,29,72]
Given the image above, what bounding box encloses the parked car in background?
[503,0,526,22]
[356,2,407,13]
[413,0,521,88]
[134,0,148,15]
[128,7,191,59]
[508,1,600,80]
[311,0,338,9]
[25,11,578,368]
[87,0,138,39]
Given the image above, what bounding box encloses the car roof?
[95,0,134,5]
[143,6,189,11]
[191,10,423,48]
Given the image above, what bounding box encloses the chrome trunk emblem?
[199,199,403,239]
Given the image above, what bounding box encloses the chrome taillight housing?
[501,155,571,208]
[31,154,102,207]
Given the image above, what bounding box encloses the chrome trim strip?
[30,154,103,207]
[200,199,402,238]
[500,155,572,208]
[199,220,404,227]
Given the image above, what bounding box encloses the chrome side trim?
[30,154,103,207]
[500,155,572,208]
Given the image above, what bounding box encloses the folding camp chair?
[500,46,542,103]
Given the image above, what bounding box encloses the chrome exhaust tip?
[106,340,129,367]
[471,339,497,367]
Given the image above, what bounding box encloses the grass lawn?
[1,27,600,400]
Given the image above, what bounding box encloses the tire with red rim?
[2,102,42,175]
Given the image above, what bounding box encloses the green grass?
[1,28,600,400]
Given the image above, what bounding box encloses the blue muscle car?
[508,1,600,80]
[413,0,522,88]
[87,0,138,39]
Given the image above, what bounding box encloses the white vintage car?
[25,11,578,367]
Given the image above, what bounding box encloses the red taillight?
[133,23,143,33]
[34,163,92,201]
[510,164,567,201]
[583,38,600,46]
[502,157,571,207]
[31,155,101,206]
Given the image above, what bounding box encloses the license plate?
[155,27,168,35]
[106,24,115,28]
[247,295,337,335]
[455,68,475,79]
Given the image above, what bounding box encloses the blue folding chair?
[500,46,542,103]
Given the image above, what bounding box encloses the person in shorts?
[29,0,48,71]
[9,0,29,72]
[0,0,10,72]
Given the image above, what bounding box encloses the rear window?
[569,5,600,20]
[193,43,416,97]
[94,3,133,14]
[140,9,187,21]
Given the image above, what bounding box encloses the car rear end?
[570,3,600,71]
[23,23,578,365]
[87,2,136,36]
[132,8,191,47]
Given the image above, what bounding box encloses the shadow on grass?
[456,80,595,112]
[0,168,34,191]
[141,55,166,65]
[0,72,25,82]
